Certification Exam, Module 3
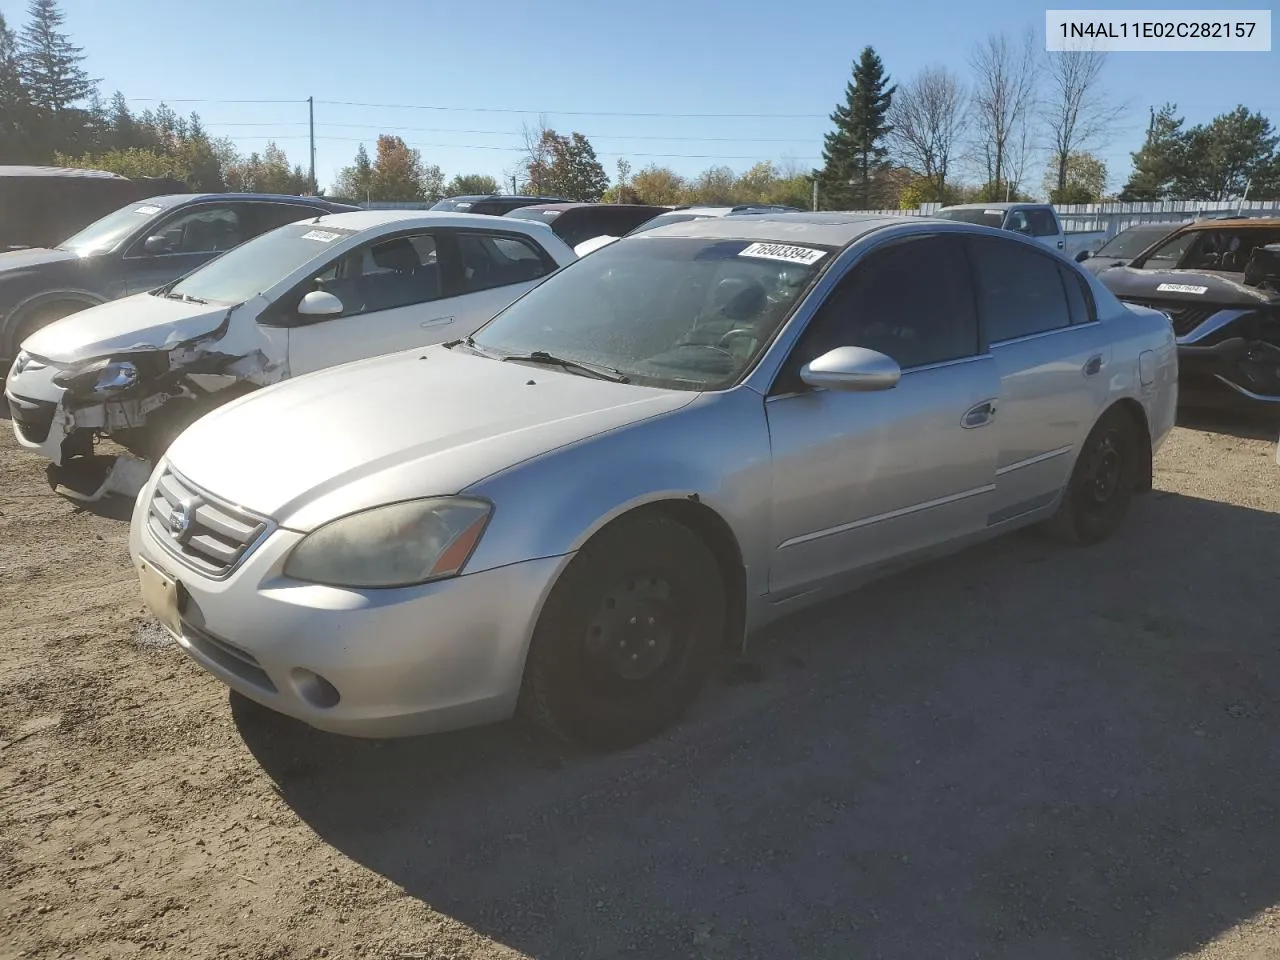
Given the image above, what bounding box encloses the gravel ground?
[3,411,1280,960]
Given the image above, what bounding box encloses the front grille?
[7,393,56,443]
[147,466,270,578]
[1123,299,1219,337]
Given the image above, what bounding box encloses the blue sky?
[6,0,1277,197]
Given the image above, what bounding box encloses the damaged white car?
[5,210,576,500]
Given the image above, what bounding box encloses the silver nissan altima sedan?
[130,213,1178,748]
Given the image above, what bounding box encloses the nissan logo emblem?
[167,501,193,537]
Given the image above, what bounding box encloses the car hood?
[0,246,78,274]
[165,345,697,531]
[20,292,230,365]
[1081,256,1129,274]
[1098,266,1278,307]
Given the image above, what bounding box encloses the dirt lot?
[3,413,1280,960]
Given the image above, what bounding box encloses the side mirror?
[143,235,171,254]
[1075,249,1091,262]
[297,289,344,318]
[800,346,901,393]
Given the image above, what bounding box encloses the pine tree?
[18,0,97,156]
[333,142,375,201]
[1119,104,1187,201]
[817,46,896,209]
[0,12,34,161]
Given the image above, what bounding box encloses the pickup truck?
[933,202,1102,258]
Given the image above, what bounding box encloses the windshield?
[626,212,707,236]
[57,201,168,255]
[505,207,562,222]
[1094,225,1177,259]
[470,236,830,390]
[934,208,1006,228]
[167,222,356,305]
[431,198,476,212]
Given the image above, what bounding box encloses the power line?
[201,119,822,144]
[314,99,828,120]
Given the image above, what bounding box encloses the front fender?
[462,388,775,597]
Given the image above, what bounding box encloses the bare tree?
[1042,47,1125,201]
[519,115,553,194]
[968,28,1039,200]
[887,65,968,201]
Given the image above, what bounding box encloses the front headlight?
[51,358,139,397]
[283,497,492,588]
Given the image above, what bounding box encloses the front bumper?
[6,386,70,462]
[129,482,572,738]
[1178,338,1280,405]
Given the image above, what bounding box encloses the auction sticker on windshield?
[134,205,162,215]
[1157,282,1209,295]
[738,242,826,265]
[301,230,343,243]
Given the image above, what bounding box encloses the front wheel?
[1044,407,1141,545]
[519,513,725,749]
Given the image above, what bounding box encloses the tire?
[519,513,725,749]
[5,301,85,359]
[1044,406,1141,545]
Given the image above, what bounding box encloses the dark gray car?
[0,193,357,362]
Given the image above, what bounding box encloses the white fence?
[842,200,1280,240]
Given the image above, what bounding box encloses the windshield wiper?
[501,350,630,383]
[163,291,208,305]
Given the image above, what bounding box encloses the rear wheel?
[519,513,725,749]
[1044,406,1141,545]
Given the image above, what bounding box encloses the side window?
[456,232,552,293]
[1182,228,1280,272]
[1005,210,1032,235]
[781,235,979,387]
[306,232,442,318]
[248,203,322,237]
[133,205,245,256]
[969,237,1071,343]
[1059,264,1095,324]
[1026,208,1058,237]
[1141,230,1199,269]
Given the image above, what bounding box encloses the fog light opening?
[290,668,341,709]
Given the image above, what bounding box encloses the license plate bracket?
[138,558,183,636]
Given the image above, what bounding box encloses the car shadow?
[1177,404,1280,442]
[236,491,1280,960]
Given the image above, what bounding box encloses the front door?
[121,202,250,294]
[765,234,1000,598]
[967,236,1110,523]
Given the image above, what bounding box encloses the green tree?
[1044,151,1108,203]
[333,143,375,200]
[443,172,499,197]
[18,0,97,156]
[1174,106,1278,201]
[1119,104,1188,201]
[54,146,181,179]
[224,142,310,194]
[817,45,896,209]
[526,129,609,201]
[0,12,34,162]
[629,164,686,205]
[686,165,737,204]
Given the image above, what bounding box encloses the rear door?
[1025,207,1064,252]
[438,229,560,333]
[765,234,1000,596]
[968,236,1110,524]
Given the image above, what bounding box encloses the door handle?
[962,399,998,428]
[1057,240,1064,249]
[421,316,455,327]
[1083,354,1104,376]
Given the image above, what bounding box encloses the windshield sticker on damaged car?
[738,242,826,265]
[1157,282,1208,295]
[301,230,343,243]
[134,205,162,215]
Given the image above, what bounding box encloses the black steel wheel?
[1045,406,1141,545]
[520,512,725,749]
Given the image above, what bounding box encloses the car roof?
[1180,216,1280,228]
[639,211,914,247]
[131,193,352,211]
[0,165,129,179]
[308,209,561,233]
[513,203,661,213]
[444,194,566,203]
[937,202,1046,211]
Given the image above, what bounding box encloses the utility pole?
[307,96,316,195]
[811,178,818,212]
[511,174,517,195]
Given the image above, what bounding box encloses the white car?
[6,210,576,499]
